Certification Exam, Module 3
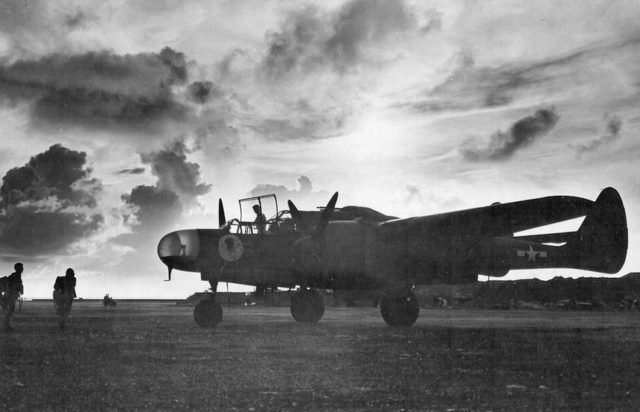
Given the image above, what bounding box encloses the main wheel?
[290,289,325,322]
[380,292,420,326]
[194,299,223,327]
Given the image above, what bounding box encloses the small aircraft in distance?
[158,187,627,327]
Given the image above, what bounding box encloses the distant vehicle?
[158,188,627,327]
[103,294,117,307]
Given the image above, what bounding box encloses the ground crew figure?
[1,263,24,332]
[253,204,267,234]
[53,268,77,331]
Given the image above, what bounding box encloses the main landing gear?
[290,288,325,322]
[380,289,420,327]
[194,281,223,327]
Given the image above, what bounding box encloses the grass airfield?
[1,302,640,411]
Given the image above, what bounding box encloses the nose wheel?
[290,288,325,322]
[194,297,223,327]
[380,291,420,326]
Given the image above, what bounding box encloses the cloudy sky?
[1,0,639,298]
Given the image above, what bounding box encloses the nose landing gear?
[290,288,325,322]
[194,280,223,327]
[194,296,223,327]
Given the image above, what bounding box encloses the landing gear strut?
[380,290,420,327]
[290,288,325,322]
[194,281,223,327]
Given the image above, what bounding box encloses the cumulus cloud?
[204,0,428,143]
[573,115,623,156]
[122,139,211,234]
[261,0,416,77]
[140,140,211,205]
[249,175,330,208]
[0,144,103,256]
[0,47,190,130]
[460,108,560,161]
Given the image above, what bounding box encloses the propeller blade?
[312,192,338,239]
[288,200,309,232]
[218,198,226,228]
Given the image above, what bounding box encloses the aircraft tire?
[194,299,223,327]
[290,289,325,322]
[380,292,420,327]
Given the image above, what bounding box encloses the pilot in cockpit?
[253,205,267,234]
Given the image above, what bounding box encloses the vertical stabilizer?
[571,187,627,273]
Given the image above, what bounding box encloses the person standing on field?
[53,268,77,331]
[1,263,24,333]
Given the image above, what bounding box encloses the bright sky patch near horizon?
[0,0,639,298]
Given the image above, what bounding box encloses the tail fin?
[570,187,627,273]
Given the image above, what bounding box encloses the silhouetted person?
[103,294,116,307]
[253,204,267,234]
[1,263,24,332]
[53,268,77,331]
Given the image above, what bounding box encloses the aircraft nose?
[157,229,200,263]
[158,232,183,260]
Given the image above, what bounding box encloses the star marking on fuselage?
[525,245,538,261]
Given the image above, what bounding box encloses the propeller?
[289,192,339,272]
[287,192,338,238]
[287,199,309,232]
[218,198,226,228]
[312,192,338,239]
[287,192,338,240]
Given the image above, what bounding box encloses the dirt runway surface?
[1,302,639,411]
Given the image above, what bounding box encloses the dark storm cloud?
[1,144,98,207]
[460,108,560,161]
[0,144,103,255]
[262,0,416,77]
[117,167,146,175]
[0,47,190,130]
[122,139,211,234]
[121,185,182,229]
[573,115,623,156]
[187,81,222,104]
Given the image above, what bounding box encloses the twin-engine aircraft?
[158,187,627,327]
